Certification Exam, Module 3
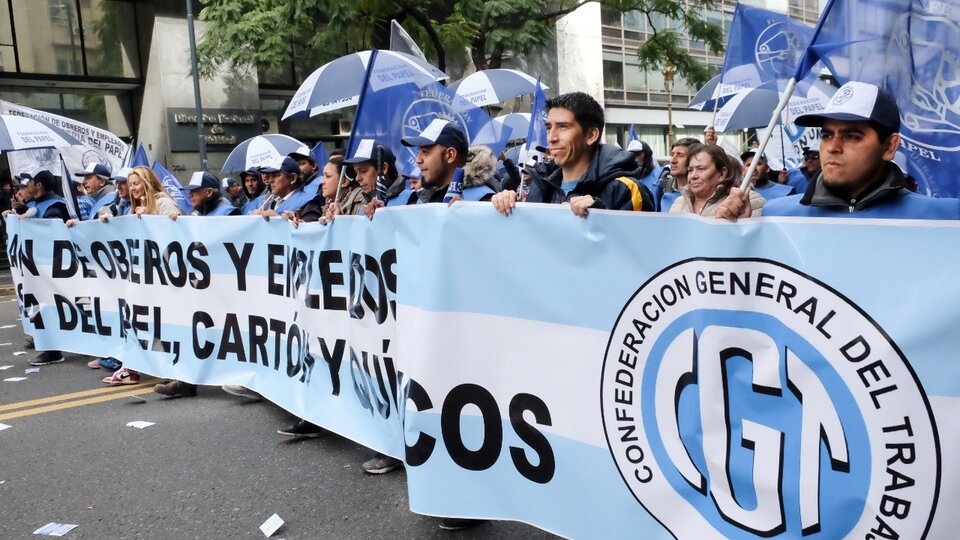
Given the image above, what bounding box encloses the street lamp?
[663,64,676,146]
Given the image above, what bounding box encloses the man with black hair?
[757,82,959,219]
[289,146,321,196]
[740,151,795,201]
[492,91,648,217]
[347,139,416,219]
[254,157,313,216]
[656,137,703,212]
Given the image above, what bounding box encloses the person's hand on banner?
[65,219,79,228]
[492,190,519,216]
[363,199,384,220]
[99,213,111,223]
[324,201,342,222]
[569,195,595,218]
[253,208,278,221]
[715,187,753,222]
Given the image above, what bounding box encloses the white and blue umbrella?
[0,114,82,151]
[449,69,549,107]
[221,134,306,173]
[283,50,448,120]
[713,78,836,132]
[492,113,531,142]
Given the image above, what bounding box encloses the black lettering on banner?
[267,244,284,296]
[441,383,502,471]
[349,347,374,412]
[192,311,215,359]
[16,284,44,329]
[163,243,187,288]
[319,250,346,312]
[249,315,269,366]
[90,242,117,279]
[364,254,387,324]
[217,313,246,362]
[405,378,436,467]
[74,242,96,279]
[9,236,40,277]
[269,319,285,370]
[108,240,130,279]
[508,393,555,484]
[126,239,141,283]
[225,242,254,291]
[143,240,167,285]
[318,337,346,396]
[52,240,78,278]
[187,242,211,289]
[348,252,365,320]
[55,294,77,330]
[380,249,398,319]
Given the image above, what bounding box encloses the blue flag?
[627,124,638,144]
[346,49,507,177]
[131,143,150,168]
[793,0,960,197]
[525,77,548,154]
[151,160,192,214]
[311,141,329,167]
[719,4,813,99]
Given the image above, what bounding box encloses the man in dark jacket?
[183,171,241,217]
[759,81,960,220]
[492,92,647,217]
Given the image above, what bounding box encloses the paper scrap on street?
[33,523,78,536]
[0,423,11,431]
[0,342,11,346]
[0,365,12,370]
[0,325,16,329]
[12,351,27,356]
[259,513,284,537]
[4,377,27,382]
[25,368,39,374]
[126,421,155,429]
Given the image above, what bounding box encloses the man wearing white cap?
[345,139,415,218]
[288,146,321,197]
[183,171,240,216]
[758,81,960,218]
[74,162,116,220]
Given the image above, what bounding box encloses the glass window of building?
[0,1,14,71]
[81,0,141,78]
[10,0,84,75]
[603,50,624,90]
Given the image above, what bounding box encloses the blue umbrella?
[282,50,448,119]
[492,113,531,142]
[713,78,836,132]
[0,114,82,151]
[687,75,741,112]
[221,134,306,173]
[449,69,550,107]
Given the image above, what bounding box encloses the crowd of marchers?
[5,80,956,532]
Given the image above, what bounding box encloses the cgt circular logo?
[601,259,939,539]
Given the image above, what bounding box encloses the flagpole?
[740,77,797,190]
[186,0,208,170]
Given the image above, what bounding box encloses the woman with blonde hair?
[99,166,180,385]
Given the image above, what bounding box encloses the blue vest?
[203,199,240,216]
[89,192,117,218]
[76,195,94,220]
[386,189,417,207]
[302,175,321,198]
[274,190,313,214]
[462,185,495,202]
[754,182,795,201]
[639,166,663,205]
[764,192,960,220]
[243,192,268,214]
[115,199,130,216]
[786,168,810,195]
[660,190,681,213]
[34,196,68,218]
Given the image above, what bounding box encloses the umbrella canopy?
[221,134,306,173]
[0,114,82,151]
[492,113,531,142]
[283,50,448,120]
[449,69,549,107]
[713,78,836,132]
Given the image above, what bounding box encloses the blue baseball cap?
[183,171,220,191]
[401,119,469,155]
[74,162,112,180]
[259,156,300,176]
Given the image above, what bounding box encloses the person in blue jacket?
[346,139,415,217]
[741,151,795,201]
[181,171,241,217]
[627,139,663,203]
[782,142,820,195]
[727,82,960,220]
[74,163,116,220]
[253,157,312,217]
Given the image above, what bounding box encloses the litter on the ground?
[259,513,284,537]
[33,523,78,536]
[126,421,155,429]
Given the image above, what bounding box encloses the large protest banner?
[7,206,960,539]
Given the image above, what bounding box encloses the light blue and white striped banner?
[7,205,959,539]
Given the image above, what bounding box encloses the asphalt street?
[0,292,558,539]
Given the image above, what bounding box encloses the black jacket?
[526,144,650,211]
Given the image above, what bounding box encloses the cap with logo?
[288,145,316,164]
[183,171,220,191]
[344,139,397,165]
[73,162,112,180]
[400,119,469,155]
[259,156,300,176]
[795,81,900,133]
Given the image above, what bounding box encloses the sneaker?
[361,454,403,475]
[277,419,324,438]
[29,351,64,366]
[102,368,140,385]
[24,336,35,350]
[99,357,122,371]
[87,359,102,369]
[438,518,486,531]
[153,380,197,397]
[222,384,261,400]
